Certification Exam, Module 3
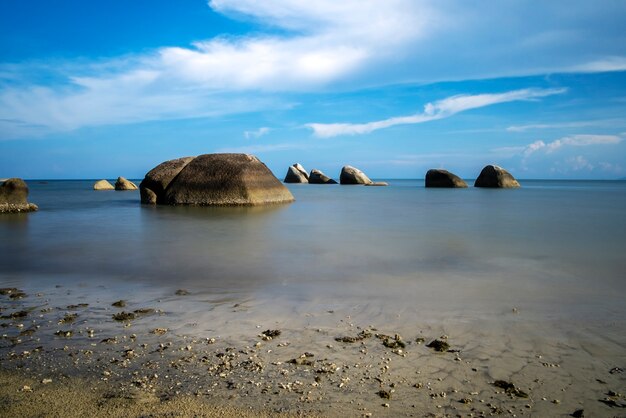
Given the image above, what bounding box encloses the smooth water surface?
[1,179,625,329]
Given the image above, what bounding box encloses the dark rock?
[309,169,337,184]
[425,169,468,188]
[340,165,372,185]
[377,390,392,399]
[111,300,126,308]
[426,339,450,352]
[261,329,281,338]
[113,311,136,321]
[141,154,294,206]
[93,180,114,190]
[0,178,38,213]
[284,163,309,183]
[114,177,138,191]
[571,409,584,417]
[175,289,189,296]
[493,380,529,398]
[474,165,520,188]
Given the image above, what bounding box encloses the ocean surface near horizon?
[1,179,625,337]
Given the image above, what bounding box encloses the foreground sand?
[1,285,625,417]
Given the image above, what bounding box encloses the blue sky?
[1,1,626,179]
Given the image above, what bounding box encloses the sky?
[1,1,626,180]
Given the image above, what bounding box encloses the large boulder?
[284,163,309,183]
[93,180,114,190]
[425,169,468,188]
[340,165,372,185]
[140,157,194,204]
[115,177,138,191]
[474,165,520,188]
[308,169,337,184]
[140,153,294,206]
[0,178,38,213]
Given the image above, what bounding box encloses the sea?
[1,179,625,339]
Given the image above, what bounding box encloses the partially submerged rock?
[284,163,309,183]
[340,165,372,185]
[140,154,294,206]
[425,169,468,188]
[114,177,138,191]
[474,165,520,188]
[308,169,337,184]
[93,180,114,190]
[0,178,38,213]
[364,182,388,186]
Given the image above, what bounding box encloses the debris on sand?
[426,339,450,352]
[493,380,529,398]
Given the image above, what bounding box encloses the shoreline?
[1,286,625,417]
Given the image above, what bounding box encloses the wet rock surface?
[0,178,38,213]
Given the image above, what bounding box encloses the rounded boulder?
[340,165,372,185]
[0,178,38,213]
[474,165,520,188]
[425,169,468,188]
[141,153,294,206]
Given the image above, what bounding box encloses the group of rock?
[93,177,138,191]
[285,163,520,189]
[285,164,388,186]
[1,153,520,213]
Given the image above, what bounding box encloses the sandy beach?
[1,283,624,417]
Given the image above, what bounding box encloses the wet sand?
[1,284,625,417]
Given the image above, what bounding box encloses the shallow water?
[1,179,625,334]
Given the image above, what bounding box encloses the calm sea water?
[1,179,625,330]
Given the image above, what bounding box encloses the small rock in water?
[175,289,189,296]
[151,328,168,335]
[112,311,136,321]
[112,300,126,308]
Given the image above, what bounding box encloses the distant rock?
[364,182,388,186]
[284,163,309,183]
[140,157,194,204]
[340,165,372,185]
[425,169,468,188]
[140,153,294,206]
[474,165,520,188]
[115,177,138,191]
[309,169,338,184]
[0,178,38,213]
[93,180,114,190]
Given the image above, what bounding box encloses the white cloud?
[522,134,623,156]
[307,88,566,137]
[1,0,625,138]
[244,127,270,139]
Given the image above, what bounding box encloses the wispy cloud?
[506,119,624,132]
[521,134,623,156]
[307,88,566,138]
[244,127,270,139]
